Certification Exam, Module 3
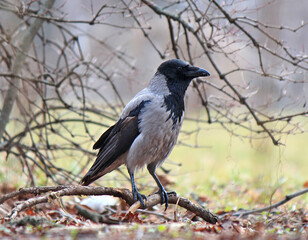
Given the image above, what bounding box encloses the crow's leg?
[147,163,169,211]
[128,170,147,207]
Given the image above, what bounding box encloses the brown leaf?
[121,211,142,223]
[25,208,36,216]
[193,222,222,233]
[198,195,209,202]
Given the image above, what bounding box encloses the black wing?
[80,115,140,186]
[92,124,115,150]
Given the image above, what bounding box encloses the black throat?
[164,77,191,128]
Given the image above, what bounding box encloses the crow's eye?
[177,65,189,71]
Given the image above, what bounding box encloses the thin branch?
[167,18,180,59]
[232,188,308,217]
[121,0,165,59]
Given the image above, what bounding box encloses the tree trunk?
[0,0,55,142]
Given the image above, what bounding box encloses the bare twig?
[232,188,308,217]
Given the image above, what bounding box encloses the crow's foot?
[157,187,169,211]
[132,189,147,208]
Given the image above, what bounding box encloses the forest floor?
[0,182,307,239]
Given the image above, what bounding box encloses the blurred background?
[0,0,307,209]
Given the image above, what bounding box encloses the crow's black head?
[157,59,210,81]
[156,59,210,95]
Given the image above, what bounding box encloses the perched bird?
[81,59,210,209]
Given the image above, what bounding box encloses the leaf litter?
[0,183,307,239]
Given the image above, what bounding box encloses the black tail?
[80,173,92,186]
[80,170,102,186]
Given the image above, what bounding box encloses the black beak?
[185,66,210,78]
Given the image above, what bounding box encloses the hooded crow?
[81,59,210,210]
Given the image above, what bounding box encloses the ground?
[0,183,307,239]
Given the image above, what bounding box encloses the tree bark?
[0,0,55,141]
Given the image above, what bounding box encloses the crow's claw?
[157,187,169,211]
[133,190,147,208]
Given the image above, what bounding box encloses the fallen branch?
[127,191,218,224]
[75,205,120,224]
[105,206,173,221]
[232,187,308,217]
[4,185,218,224]
[5,185,133,220]
[0,185,70,204]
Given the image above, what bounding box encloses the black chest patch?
[164,94,184,128]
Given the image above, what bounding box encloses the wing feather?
[80,116,139,185]
[92,124,115,150]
